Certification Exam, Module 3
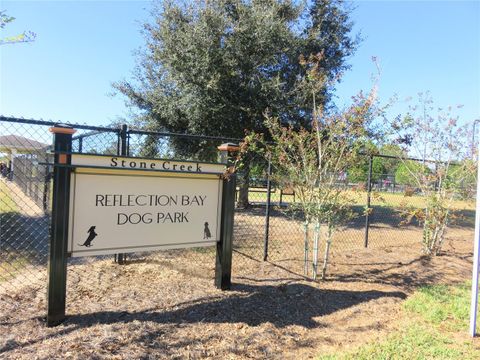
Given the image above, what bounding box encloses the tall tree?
[114,0,358,206]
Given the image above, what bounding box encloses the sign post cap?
[217,143,240,152]
[49,124,76,135]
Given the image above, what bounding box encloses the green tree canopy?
[445,160,477,197]
[377,144,405,175]
[114,0,358,157]
[395,161,430,185]
[347,156,386,183]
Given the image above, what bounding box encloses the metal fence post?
[115,124,128,265]
[42,164,51,214]
[121,124,128,156]
[78,136,83,153]
[470,140,480,336]
[263,156,272,261]
[47,124,76,327]
[364,154,373,248]
[215,143,238,290]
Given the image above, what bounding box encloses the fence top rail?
[1,116,242,143]
[72,130,112,141]
[0,116,121,133]
[127,128,242,143]
[361,151,461,166]
[0,117,467,167]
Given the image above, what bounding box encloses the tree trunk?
[435,212,449,255]
[321,226,333,280]
[312,221,320,280]
[303,221,309,276]
[237,162,250,208]
[422,207,432,255]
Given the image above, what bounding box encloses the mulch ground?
[0,225,477,360]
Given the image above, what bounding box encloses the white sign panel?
[68,171,223,257]
[71,154,226,174]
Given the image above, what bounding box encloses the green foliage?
[139,134,160,158]
[371,157,386,181]
[446,161,477,198]
[241,65,379,278]
[0,11,15,28]
[349,144,405,183]
[321,324,474,360]
[395,160,429,185]
[249,162,267,181]
[347,163,366,183]
[347,156,385,183]
[378,144,404,174]
[345,141,404,183]
[114,0,358,157]
[389,93,476,255]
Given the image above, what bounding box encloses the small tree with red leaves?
[391,92,476,255]
[240,55,380,279]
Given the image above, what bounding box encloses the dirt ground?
[0,225,476,359]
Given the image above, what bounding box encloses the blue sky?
[0,0,479,128]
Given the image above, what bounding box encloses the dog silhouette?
[204,222,211,239]
[78,226,97,247]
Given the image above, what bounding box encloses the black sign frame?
[46,125,236,327]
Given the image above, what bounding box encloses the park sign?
[63,153,234,261]
[68,155,224,256]
[46,125,237,327]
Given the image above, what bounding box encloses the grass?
[321,324,477,360]
[0,180,19,213]
[320,282,480,360]
[246,187,296,204]
[368,191,475,211]
[246,187,475,211]
[403,283,472,331]
[0,181,27,283]
[0,255,32,283]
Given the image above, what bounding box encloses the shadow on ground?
[0,211,50,274]
[70,283,404,328]
[0,282,406,354]
[235,204,475,230]
[330,256,436,287]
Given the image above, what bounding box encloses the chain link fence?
[0,117,476,307]
[0,117,246,303]
[1,119,53,295]
[365,155,476,250]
